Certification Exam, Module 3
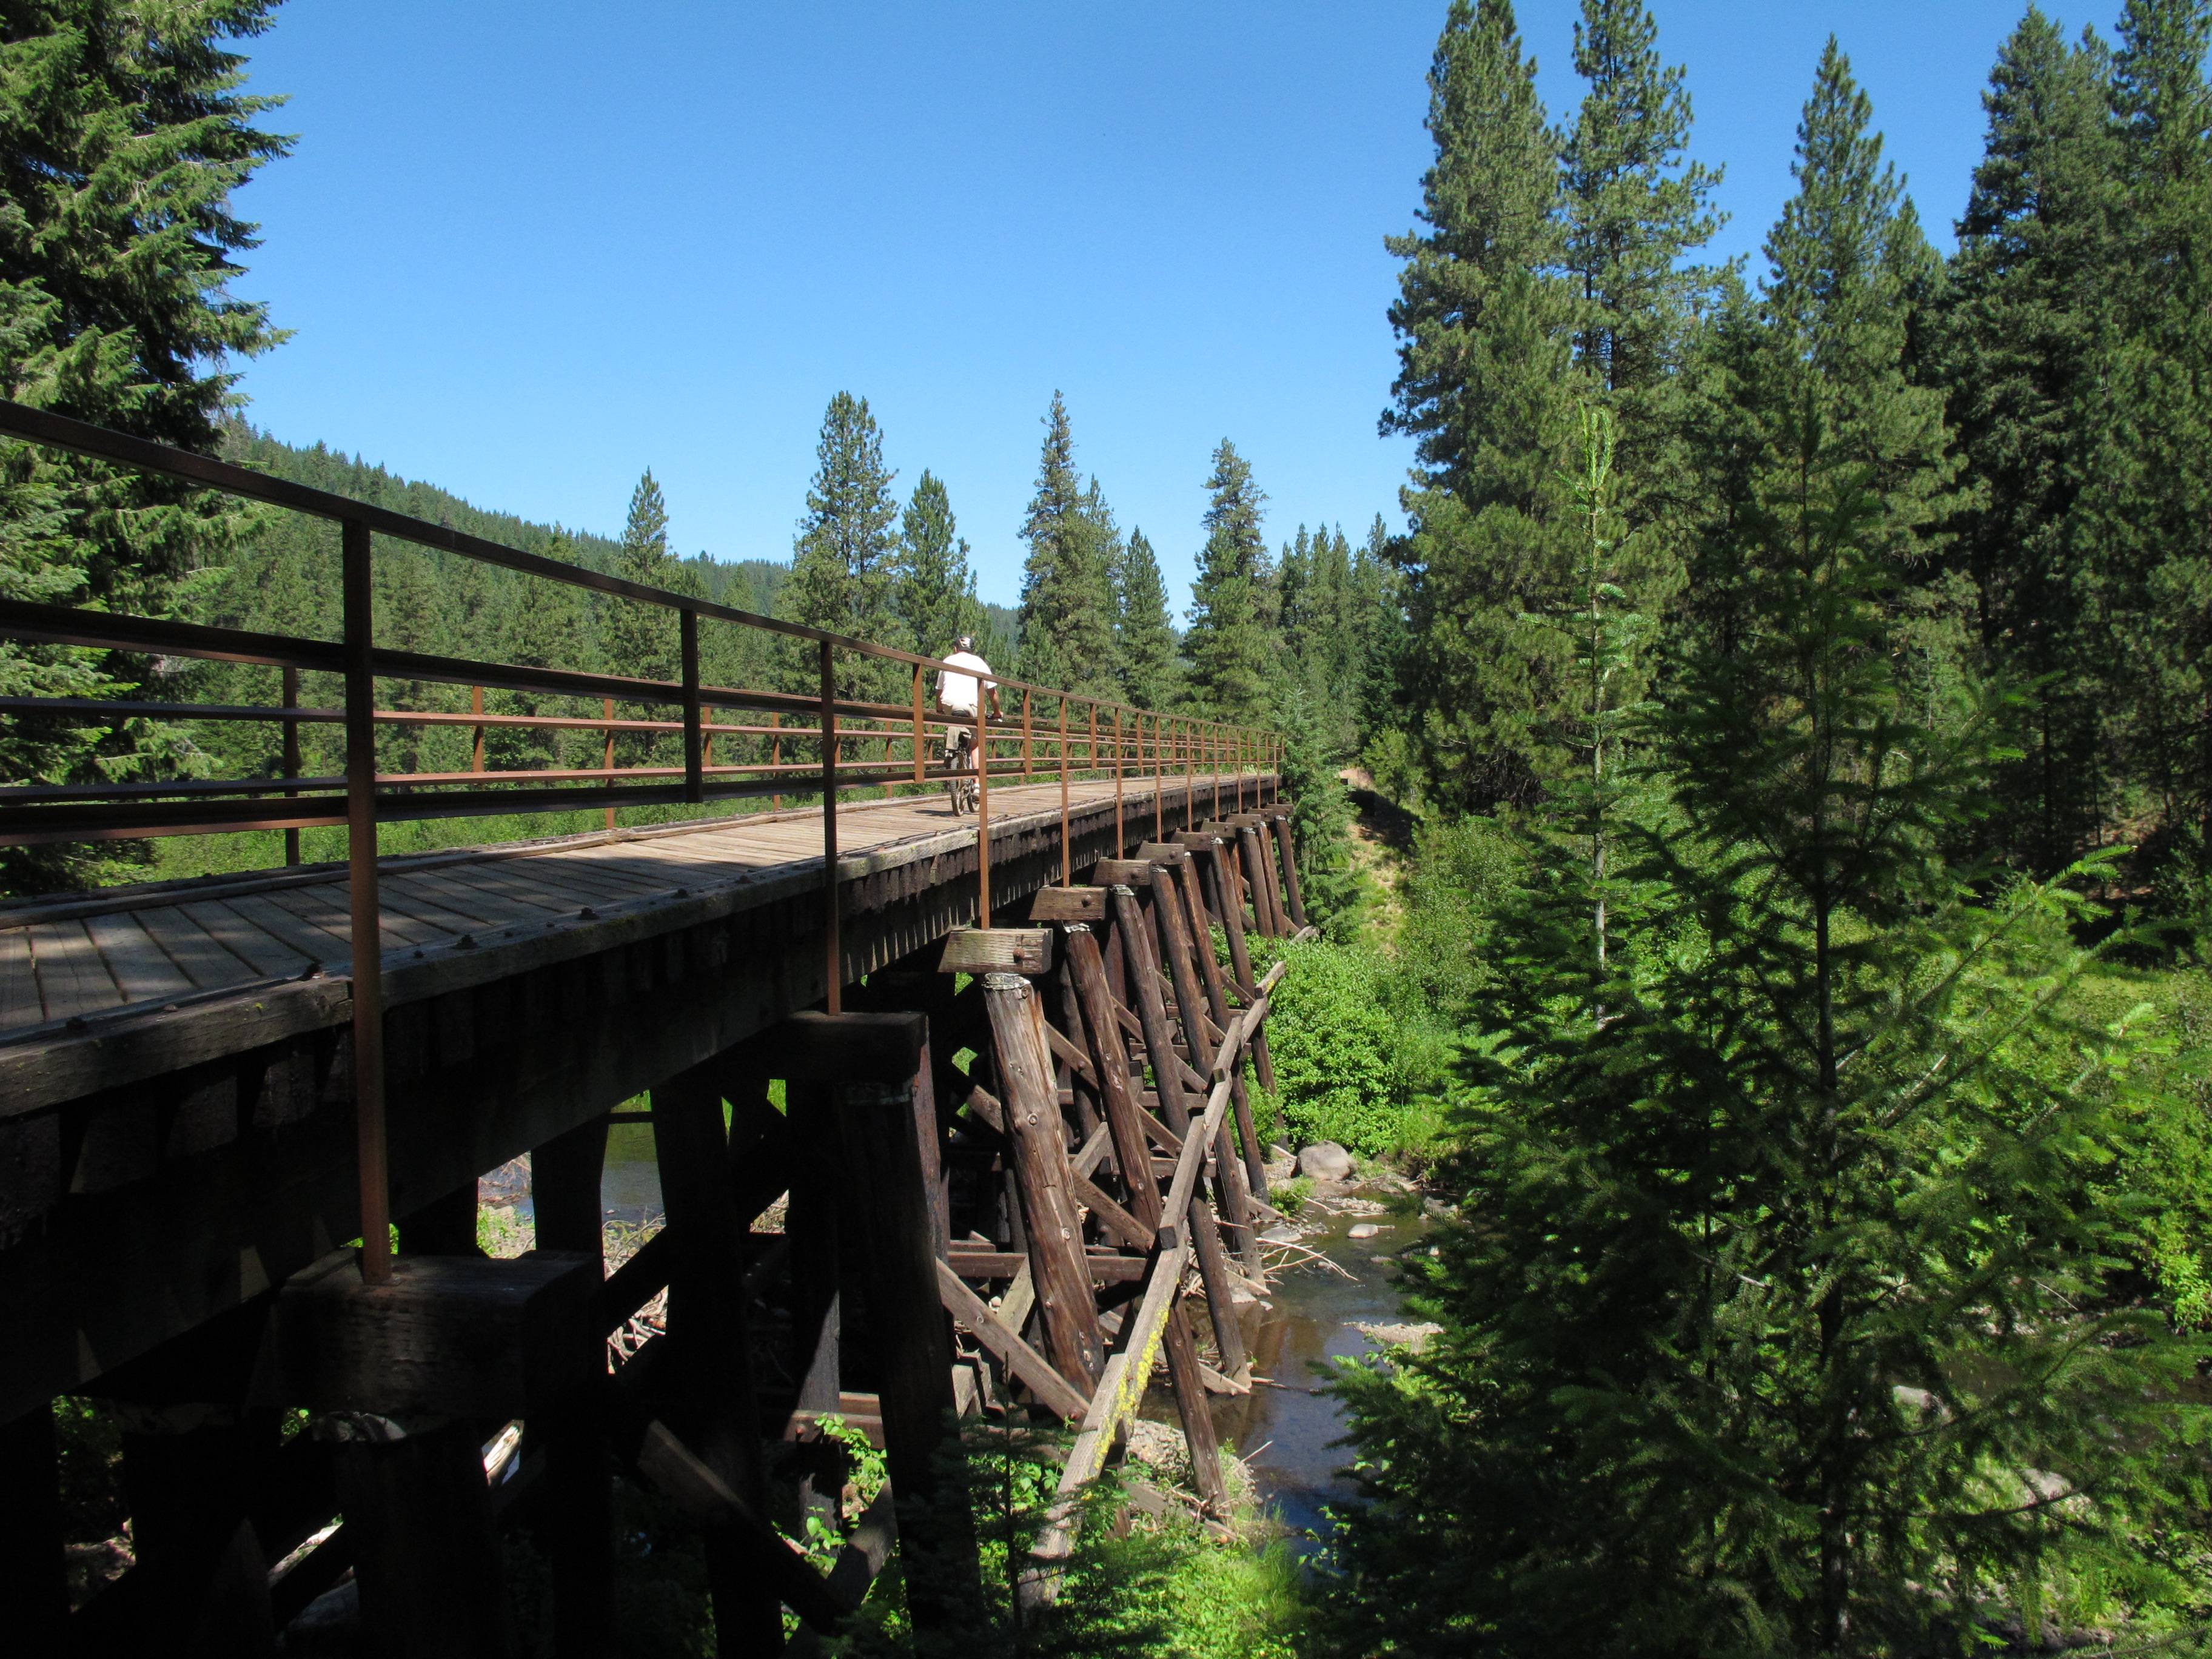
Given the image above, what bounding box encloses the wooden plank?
[220,893,357,967]
[1041,1018,1095,1081]
[1090,859,1154,887]
[173,899,313,981]
[937,928,1053,977]
[1,928,44,1031]
[261,880,441,951]
[1028,886,1105,923]
[387,863,563,928]
[131,904,261,993]
[25,922,122,1021]
[946,1248,1147,1285]
[428,850,661,916]
[1067,1171,1155,1252]
[81,913,193,1007]
[936,1260,1092,1421]
[771,1011,927,1085]
[1054,1237,1191,1492]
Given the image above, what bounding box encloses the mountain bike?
[945,725,978,816]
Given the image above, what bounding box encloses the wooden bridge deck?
[0,768,1267,1423]
[0,773,1239,1043]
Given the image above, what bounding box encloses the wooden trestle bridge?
[0,403,1316,1657]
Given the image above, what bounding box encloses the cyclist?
[936,637,998,785]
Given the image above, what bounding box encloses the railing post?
[469,683,485,775]
[770,709,783,810]
[282,664,301,867]
[1059,697,1070,885]
[1152,712,1163,842]
[819,640,840,1014]
[976,679,992,928]
[602,697,616,831]
[341,517,391,1286]
[1184,717,1195,825]
[680,608,703,805]
[1022,688,1034,780]
[911,663,925,788]
[1113,705,1124,849]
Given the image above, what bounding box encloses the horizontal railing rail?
[0,400,1285,1287]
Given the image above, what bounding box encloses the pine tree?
[1114,528,1179,712]
[1682,40,1959,698]
[490,531,597,773]
[896,469,982,661]
[1184,439,1278,723]
[2090,0,2212,870]
[1383,0,1586,810]
[1328,392,2196,1658]
[780,392,905,703]
[0,0,291,891]
[599,469,689,766]
[1562,0,1720,504]
[1015,391,1116,696]
[1940,10,2124,868]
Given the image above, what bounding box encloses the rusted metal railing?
[0,400,1284,1285]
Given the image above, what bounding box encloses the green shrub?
[1259,937,1406,1158]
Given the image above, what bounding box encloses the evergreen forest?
[4,0,2212,1653]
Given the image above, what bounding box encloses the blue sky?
[229,1,2122,611]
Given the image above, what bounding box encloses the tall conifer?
[896,469,982,660]
[0,0,291,890]
[1562,0,1720,499]
[1015,392,1116,695]
[1383,0,1586,809]
[1942,11,2123,867]
[2091,0,2212,863]
[1185,440,1278,723]
[780,391,905,702]
[1114,528,1179,712]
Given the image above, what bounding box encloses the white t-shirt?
[937,650,991,714]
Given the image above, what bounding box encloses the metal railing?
[0,400,1284,1282]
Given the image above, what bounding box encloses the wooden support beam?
[939,928,1054,977]
[1068,1170,1156,1251]
[1028,886,1105,924]
[274,1249,600,1419]
[981,974,1106,1392]
[828,1023,982,1633]
[1159,849,1265,1212]
[1196,833,1276,1090]
[935,1261,1092,1421]
[1053,920,1228,1509]
[1088,858,1156,887]
[651,1065,785,1656]
[625,1419,845,1632]
[768,1010,925,1085]
[335,1419,509,1659]
[1269,811,1310,929]
[1042,1016,1096,1082]
[1107,887,1248,1378]
[1147,866,1269,1244]
[1238,825,1288,939]
[947,1247,1148,1284]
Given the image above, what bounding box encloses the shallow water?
[1199,1202,1430,1546]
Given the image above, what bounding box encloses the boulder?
[1297,1141,1355,1182]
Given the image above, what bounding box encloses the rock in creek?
[1298,1141,1355,1182]
[1347,1221,1386,1241]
